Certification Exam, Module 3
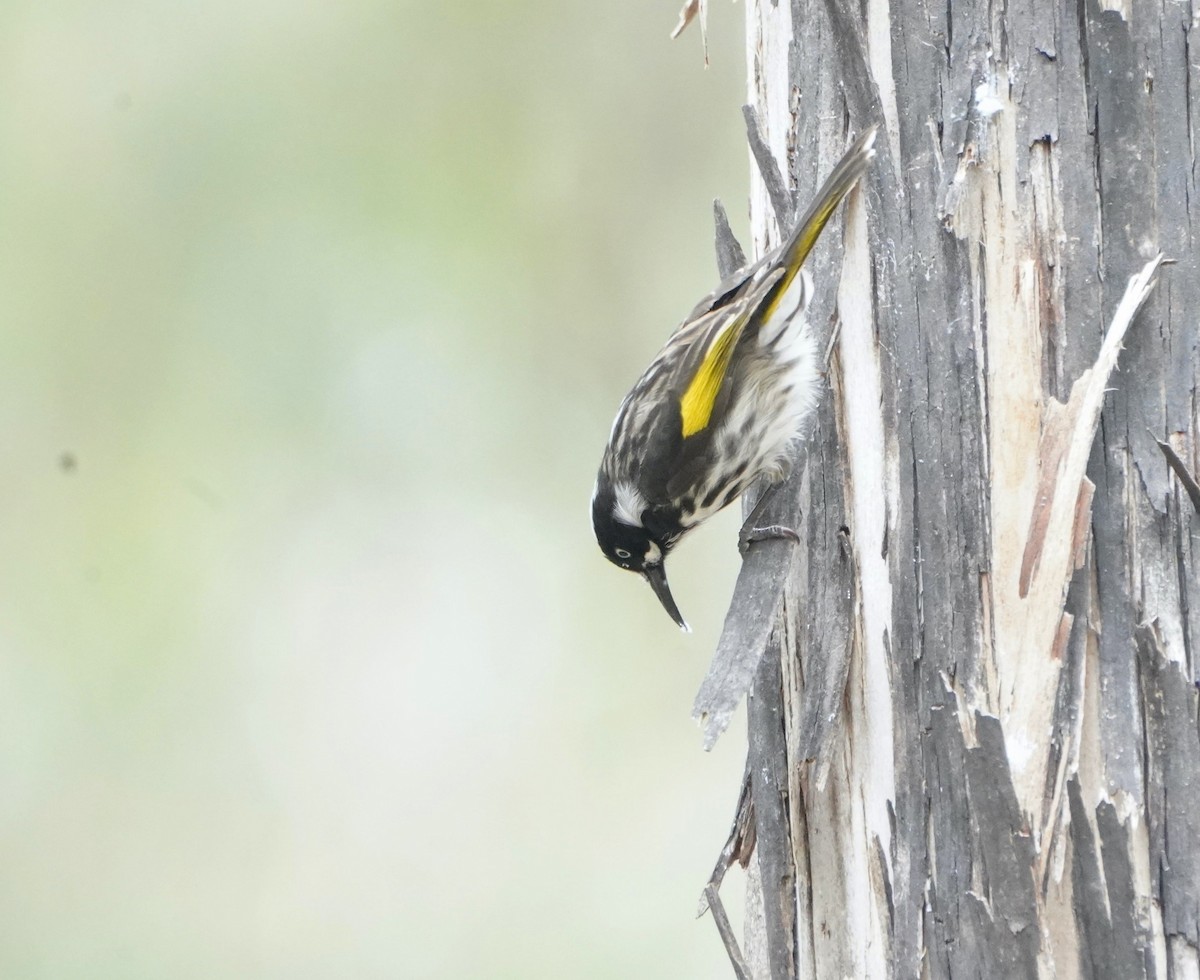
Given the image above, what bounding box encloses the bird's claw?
[738,524,801,555]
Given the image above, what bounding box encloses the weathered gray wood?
[789,486,853,782]
[1068,778,1152,980]
[713,200,748,280]
[1137,624,1200,952]
[746,641,797,979]
[742,105,794,231]
[707,0,1200,976]
[693,485,801,748]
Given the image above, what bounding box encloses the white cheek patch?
[644,541,662,564]
[612,481,647,527]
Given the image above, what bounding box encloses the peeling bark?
[700,0,1200,976]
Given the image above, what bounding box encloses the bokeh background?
[0,2,760,976]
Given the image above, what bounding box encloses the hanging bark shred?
[670,0,708,63]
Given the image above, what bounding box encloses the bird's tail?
[769,125,878,304]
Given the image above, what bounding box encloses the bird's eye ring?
[615,548,631,559]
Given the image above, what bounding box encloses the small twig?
[742,104,794,232]
[823,316,843,369]
[748,642,798,979]
[1152,433,1200,514]
[699,760,757,915]
[703,884,754,980]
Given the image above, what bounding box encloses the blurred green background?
[0,1,757,976]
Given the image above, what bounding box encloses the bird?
[591,126,877,631]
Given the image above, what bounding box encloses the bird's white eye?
[615,548,631,559]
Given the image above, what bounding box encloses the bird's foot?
[738,523,801,556]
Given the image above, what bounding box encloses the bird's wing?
[677,274,776,438]
[631,269,784,504]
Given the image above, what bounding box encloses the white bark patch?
[1168,937,1200,980]
[830,178,894,980]
[947,83,1051,818]
[867,0,901,181]
[945,80,1163,835]
[745,0,792,251]
[973,80,1005,118]
[1005,255,1161,820]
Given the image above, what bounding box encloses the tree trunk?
[699,0,1200,976]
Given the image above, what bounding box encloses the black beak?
[643,563,690,632]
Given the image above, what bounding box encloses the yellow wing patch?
[679,309,747,438]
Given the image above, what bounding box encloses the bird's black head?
[591,478,689,631]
